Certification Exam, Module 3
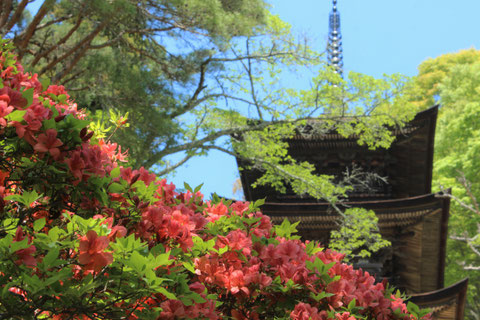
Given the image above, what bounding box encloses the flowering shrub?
[0,40,430,319]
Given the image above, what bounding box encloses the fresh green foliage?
[329,208,391,262]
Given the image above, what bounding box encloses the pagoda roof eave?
[408,278,469,320]
[237,105,439,201]
[260,190,448,210]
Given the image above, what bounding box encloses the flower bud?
[80,127,87,138]
[83,131,94,141]
[55,114,66,122]
[131,173,141,185]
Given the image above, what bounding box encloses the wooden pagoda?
[235,106,468,319]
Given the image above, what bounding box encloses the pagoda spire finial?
[327,0,343,77]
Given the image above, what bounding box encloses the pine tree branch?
[1,0,28,34]
[0,0,14,30]
[39,19,110,76]
[31,14,84,67]
[16,0,55,60]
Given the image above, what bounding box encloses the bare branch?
[439,185,479,215]
[457,171,480,214]
[463,265,480,270]
[210,50,313,64]
[156,152,197,176]
[168,58,210,119]
[245,39,263,119]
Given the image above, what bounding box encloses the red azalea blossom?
[335,312,357,320]
[65,150,85,181]
[0,98,13,126]
[0,86,27,109]
[13,227,36,266]
[109,225,127,241]
[78,230,113,272]
[290,303,325,320]
[33,128,63,159]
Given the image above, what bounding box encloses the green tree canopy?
[412,48,480,319]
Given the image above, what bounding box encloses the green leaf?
[108,182,124,193]
[127,251,147,273]
[22,88,34,107]
[194,183,204,193]
[211,193,221,203]
[47,227,61,242]
[183,261,196,273]
[154,252,171,266]
[180,296,193,306]
[190,292,206,303]
[20,190,41,206]
[348,298,356,310]
[253,198,265,208]
[10,237,29,253]
[150,244,165,256]
[157,287,177,300]
[5,110,26,122]
[407,301,422,318]
[33,218,46,232]
[4,194,23,203]
[43,268,70,287]
[40,77,51,91]
[131,180,147,194]
[110,167,121,178]
[184,182,192,192]
[43,118,56,130]
[5,191,41,209]
[274,218,299,239]
[306,241,323,255]
[58,94,67,103]
[310,291,334,301]
[43,248,60,267]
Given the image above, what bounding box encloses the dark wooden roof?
[238,106,439,202]
[261,192,450,294]
[409,278,469,320]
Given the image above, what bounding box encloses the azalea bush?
[0,40,430,320]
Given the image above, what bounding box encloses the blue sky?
[168,0,480,200]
